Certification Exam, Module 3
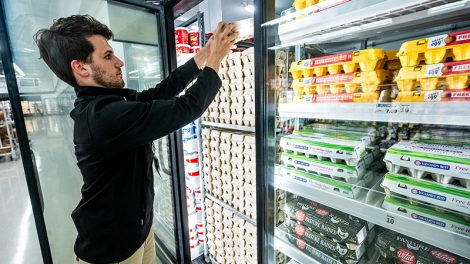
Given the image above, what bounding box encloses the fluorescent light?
[361,18,393,29]
[245,4,254,13]
[428,0,469,15]
[23,48,35,52]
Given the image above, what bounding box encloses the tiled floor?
[0,157,42,264]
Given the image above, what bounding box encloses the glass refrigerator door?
[257,1,470,263]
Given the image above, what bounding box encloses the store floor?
[0,158,42,264]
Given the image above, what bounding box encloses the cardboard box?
[384,141,470,181]
[382,196,470,238]
[375,228,469,263]
[284,195,369,246]
[283,220,366,264]
[381,172,470,215]
[280,153,366,183]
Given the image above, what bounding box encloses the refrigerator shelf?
[274,173,470,259]
[201,121,255,133]
[266,0,470,49]
[205,193,256,226]
[278,102,470,126]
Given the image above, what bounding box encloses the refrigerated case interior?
[262,0,470,263]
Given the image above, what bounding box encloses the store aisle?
[0,158,42,264]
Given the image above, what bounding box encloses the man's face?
[86,35,125,88]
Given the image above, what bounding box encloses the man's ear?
[71,60,91,78]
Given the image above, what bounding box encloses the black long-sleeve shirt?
[70,59,221,263]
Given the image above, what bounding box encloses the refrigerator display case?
[255,1,470,263]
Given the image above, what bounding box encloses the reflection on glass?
[153,137,177,257]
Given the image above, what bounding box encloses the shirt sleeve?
[88,67,221,153]
[136,58,202,101]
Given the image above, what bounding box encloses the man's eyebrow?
[103,50,114,55]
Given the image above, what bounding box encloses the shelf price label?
[375,103,411,114]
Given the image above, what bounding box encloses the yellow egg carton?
[395,88,470,103]
[398,30,470,67]
[290,77,316,95]
[292,0,326,11]
[289,49,398,79]
[294,70,393,95]
[395,60,470,91]
[311,91,383,103]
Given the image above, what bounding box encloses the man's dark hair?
[34,15,113,87]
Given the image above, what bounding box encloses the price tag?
[304,77,312,85]
[376,103,411,114]
[424,90,443,102]
[427,34,447,49]
[425,63,444,77]
[375,103,395,114]
[304,94,314,103]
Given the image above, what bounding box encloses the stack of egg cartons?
[231,134,246,212]
[232,215,246,262]
[241,48,255,127]
[243,134,256,219]
[395,30,470,102]
[201,128,212,193]
[275,189,286,226]
[244,222,258,263]
[220,132,233,204]
[209,130,222,198]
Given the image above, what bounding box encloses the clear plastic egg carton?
[384,160,470,189]
[280,153,365,184]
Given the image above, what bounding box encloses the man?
[34,15,238,263]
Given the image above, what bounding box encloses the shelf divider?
[205,193,256,226]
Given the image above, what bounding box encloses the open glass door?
[1,0,182,262]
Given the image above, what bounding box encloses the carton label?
[411,188,446,201]
[313,93,354,103]
[293,175,307,183]
[296,238,307,250]
[294,144,308,150]
[411,213,446,228]
[448,30,470,46]
[414,160,450,170]
[312,52,353,66]
[396,248,416,264]
[424,90,443,102]
[294,160,310,167]
[431,250,458,263]
[314,73,354,84]
[427,34,447,49]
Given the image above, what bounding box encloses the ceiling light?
[242,1,254,13]
[23,48,35,53]
[245,4,254,13]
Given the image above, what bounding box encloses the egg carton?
[397,30,470,67]
[382,196,470,237]
[384,141,470,184]
[280,152,366,184]
[289,49,397,78]
[280,135,369,166]
[395,60,470,92]
[384,161,470,188]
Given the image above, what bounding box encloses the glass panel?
[153,136,176,257]
[3,0,169,262]
[263,1,470,263]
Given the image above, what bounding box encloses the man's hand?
[193,37,212,69]
[205,22,240,72]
